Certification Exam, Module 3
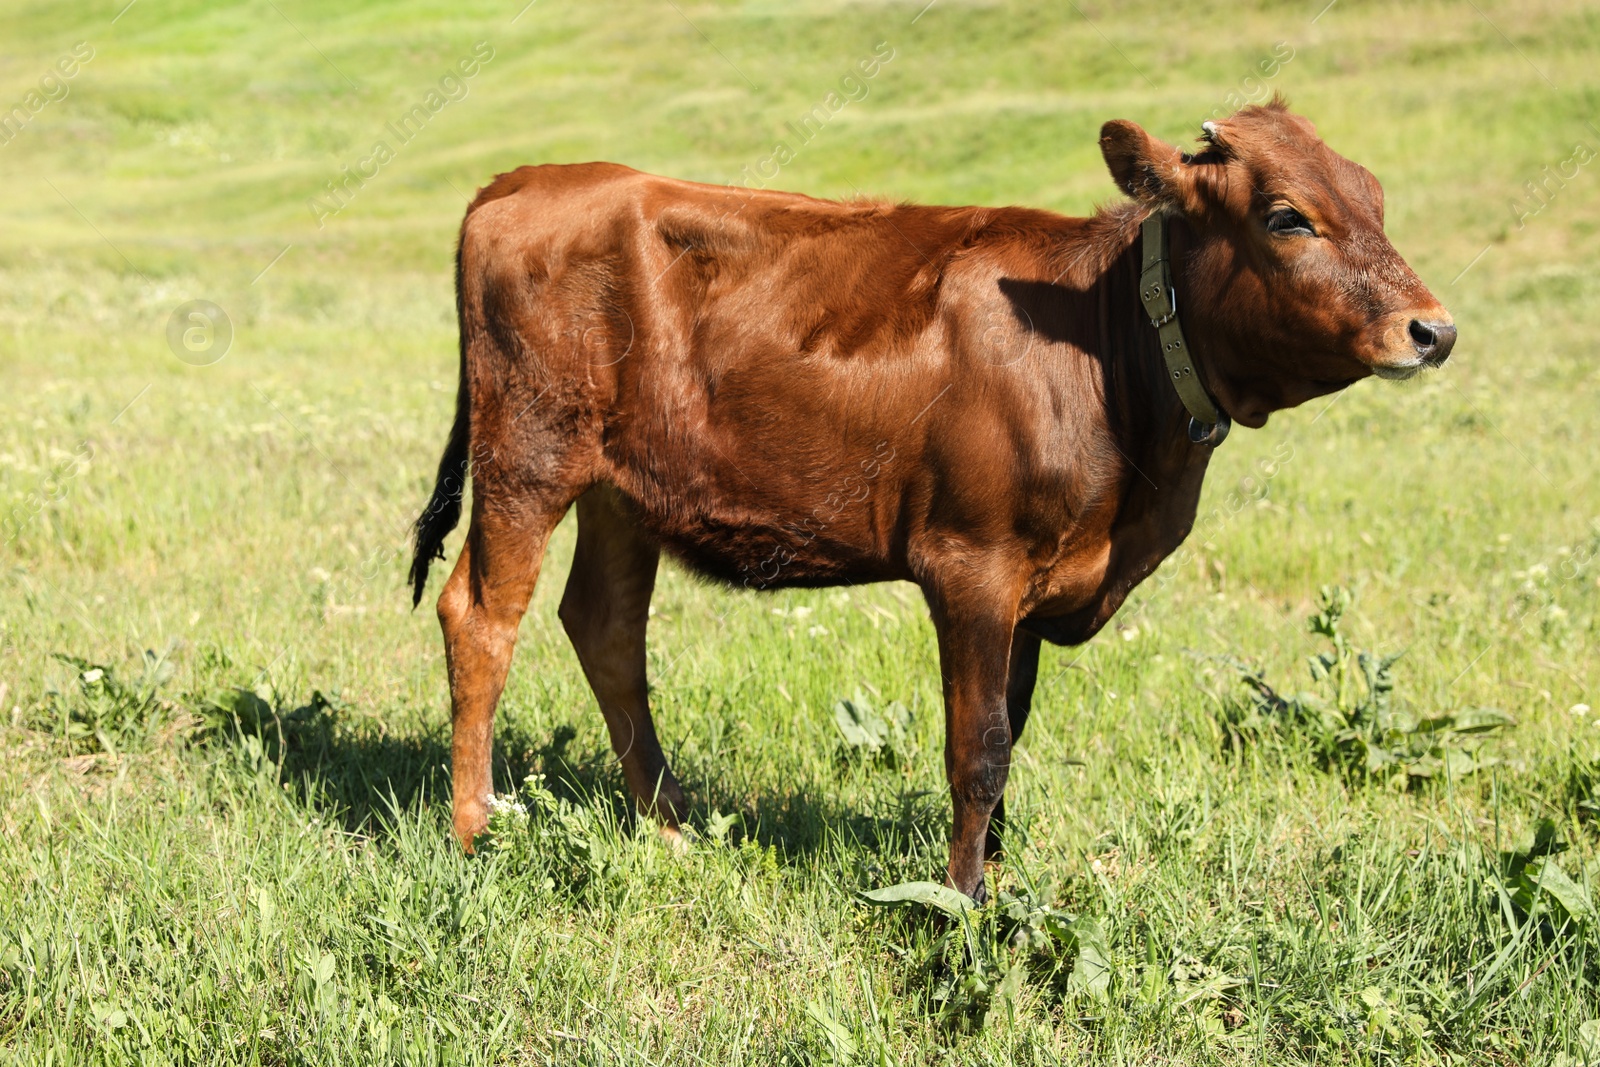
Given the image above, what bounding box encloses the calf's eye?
[1266,207,1316,237]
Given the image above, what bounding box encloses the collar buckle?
[1149,287,1177,329]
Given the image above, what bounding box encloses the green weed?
[833,688,914,766]
[34,650,186,756]
[1493,817,1597,931]
[861,874,1109,1033]
[1216,586,1513,787]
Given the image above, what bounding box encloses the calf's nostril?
[1431,323,1457,362]
[1407,319,1457,364]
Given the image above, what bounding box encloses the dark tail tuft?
[408,389,467,607]
[409,240,472,608]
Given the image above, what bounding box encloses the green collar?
[1138,213,1231,447]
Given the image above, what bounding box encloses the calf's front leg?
[987,627,1043,861]
[928,596,1020,903]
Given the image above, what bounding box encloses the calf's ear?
[1100,120,1178,202]
[1099,120,1220,215]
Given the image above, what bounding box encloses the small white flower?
[485,793,527,821]
[793,605,813,619]
[81,668,103,683]
[1573,703,1592,717]
[807,625,829,637]
[309,567,331,582]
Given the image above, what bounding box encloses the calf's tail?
[409,242,471,608]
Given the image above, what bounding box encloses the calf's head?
[1100,100,1453,428]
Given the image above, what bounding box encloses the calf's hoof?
[657,822,689,854]
[947,866,989,906]
[453,800,489,855]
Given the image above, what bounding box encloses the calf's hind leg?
[438,496,574,851]
[559,486,688,835]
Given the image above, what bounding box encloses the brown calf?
[409,101,1454,902]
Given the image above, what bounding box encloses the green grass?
[3,0,1600,1061]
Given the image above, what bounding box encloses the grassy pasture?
[2,0,1600,1061]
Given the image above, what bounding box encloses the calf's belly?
[616,488,908,591]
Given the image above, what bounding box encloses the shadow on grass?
[699,773,948,871]
[221,690,945,873]
[218,691,624,833]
